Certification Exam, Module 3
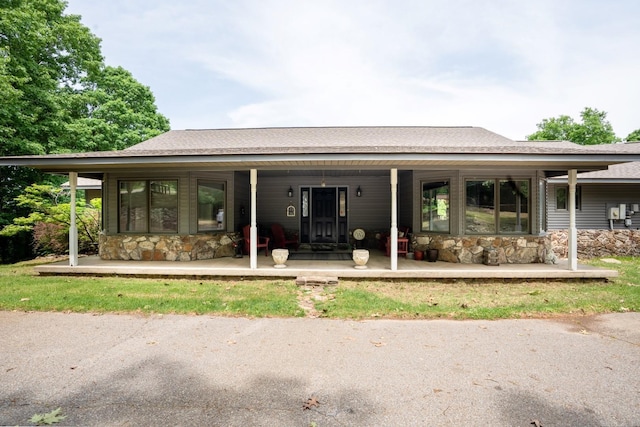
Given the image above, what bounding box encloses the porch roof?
[2,126,640,174]
[548,160,640,184]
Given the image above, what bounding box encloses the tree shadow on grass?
[2,355,376,426]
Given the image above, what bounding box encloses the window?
[556,186,581,210]
[465,179,530,234]
[198,181,225,231]
[421,181,450,232]
[119,180,178,233]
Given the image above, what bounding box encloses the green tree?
[61,66,170,152]
[625,129,640,142]
[0,0,103,157]
[527,107,618,145]
[0,0,169,260]
[0,183,101,255]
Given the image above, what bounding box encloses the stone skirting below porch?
[548,229,640,259]
[412,234,553,264]
[99,233,240,261]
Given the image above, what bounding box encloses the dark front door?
[300,186,348,245]
[312,188,336,243]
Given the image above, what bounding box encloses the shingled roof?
[549,161,640,182]
[123,126,591,155]
[2,126,640,173]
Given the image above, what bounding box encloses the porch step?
[295,276,339,286]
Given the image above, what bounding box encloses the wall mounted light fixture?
[356,186,362,197]
[288,186,293,198]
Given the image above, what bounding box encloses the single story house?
[2,126,640,273]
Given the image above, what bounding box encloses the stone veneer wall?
[412,234,553,264]
[548,229,640,259]
[99,233,240,261]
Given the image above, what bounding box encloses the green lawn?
[0,259,303,317]
[0,257,638,320]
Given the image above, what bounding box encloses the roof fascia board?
[3,152,640,168]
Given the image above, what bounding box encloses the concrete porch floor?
[34,250,617,280]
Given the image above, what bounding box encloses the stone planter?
[272,249,289,268]
[352,249,370,269]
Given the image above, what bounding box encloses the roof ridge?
[178,125,479,132]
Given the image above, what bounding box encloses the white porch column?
[68,172,78,267]
[568,169,578,271]
[390,168,398,271]
[250,169,258,269]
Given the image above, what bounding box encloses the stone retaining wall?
[548,229,640,259]
[99,233,240,261]
[412,234,553,264]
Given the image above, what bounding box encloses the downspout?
[69,172,78,267]
[568,170,577,271]
[250,169,258,269]
[390,168,398,271]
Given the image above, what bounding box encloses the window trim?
[118,179,179,234]
[197,179,226,232]
[420,179,450,233]
[464,178,531,235]
[555,185,581,211]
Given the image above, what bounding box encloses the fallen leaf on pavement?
[303,396,320,410]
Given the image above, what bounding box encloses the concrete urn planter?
[352,249,370,269]
[272,249,289,268]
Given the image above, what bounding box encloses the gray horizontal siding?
[547,183,640,229]
[256,173,392,234]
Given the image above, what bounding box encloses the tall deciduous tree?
[0,0,103,156]
[61,66,170,152]
[527,107,618,145]
[0,0,170,261]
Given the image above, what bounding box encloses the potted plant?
[426,248,438,262]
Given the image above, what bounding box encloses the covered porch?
[5,126,639,279]
[35,251,617,280]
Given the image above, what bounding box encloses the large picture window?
[198,181,225,231]
[465,179,530,234]
[421,181,450,232]
[119,180,178,233]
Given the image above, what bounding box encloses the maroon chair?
[242,225,270,256]
[271,223,298,250]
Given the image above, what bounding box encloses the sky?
[64,0,640,141]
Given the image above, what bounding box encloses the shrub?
[0,184,101,256]
[32,222,68,255]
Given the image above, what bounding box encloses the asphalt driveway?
[1,311,639,426]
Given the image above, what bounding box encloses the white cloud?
[65,0,640,139]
